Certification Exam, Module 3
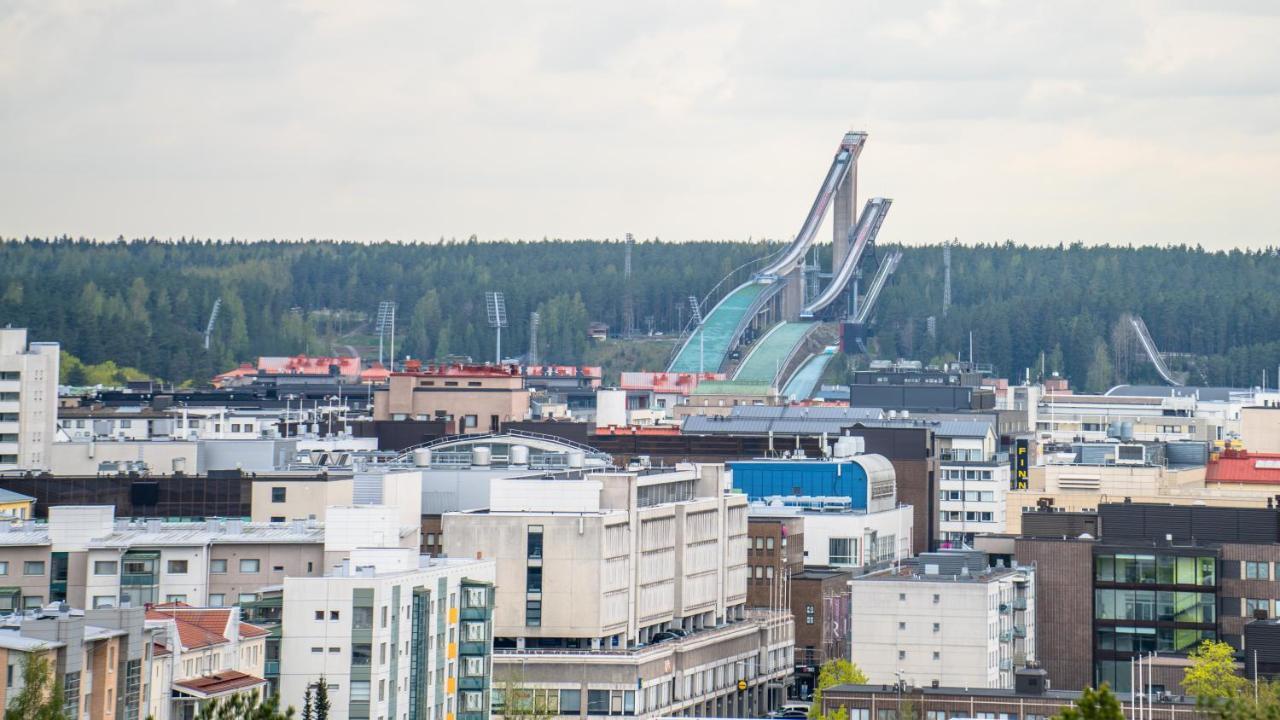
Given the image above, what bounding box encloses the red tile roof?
[173,670,266,698]
[1207,450,1280,485]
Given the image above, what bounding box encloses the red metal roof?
[393,362,522,378]
[620,371,725,396]
[173,670,266,698]
[146,604,268,650]
[1207,450,1280,485]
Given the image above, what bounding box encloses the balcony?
[999,631,1013,643]
[999,658,1013,671]
[265,660,280,677]
[1013,626,1027,639]
[1012,597,1027,610]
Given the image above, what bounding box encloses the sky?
[3,1,1280,248]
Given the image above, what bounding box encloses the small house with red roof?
[145,603,269,720]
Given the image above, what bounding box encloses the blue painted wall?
[729,460,870,509]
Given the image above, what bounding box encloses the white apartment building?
[850,550,1035,690]
[748,500,914,569]
[145,604,270,720]
[0,327,58,470]
[443,464,794,719]
[280,549,496,720]
[938,458,1011,547]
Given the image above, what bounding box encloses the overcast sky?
[3,1,1280,248]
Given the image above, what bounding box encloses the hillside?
[2,237,1278,390]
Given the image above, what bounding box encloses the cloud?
[1,0,1279,247]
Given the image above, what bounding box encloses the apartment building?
[850,550,1036,690]
[443,464,795,718]
[280,550,495,720]
[0,327,59,470]
[790,567,852,698]
[0,605,152,720]
[145,604,269,720]
[938,454,1011,546]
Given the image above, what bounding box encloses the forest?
[1,236,1278,392]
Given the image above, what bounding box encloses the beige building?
[1241,406,1280,453]
[1003,461,1276,535]
[373,363,530,434]
[672,380,782,421]
[0,327,59,470]
[443,464,795,718]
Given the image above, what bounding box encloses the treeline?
[2,237,1278,389]
[0,237,767,383]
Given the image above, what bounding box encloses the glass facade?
[1093,551,1219,692]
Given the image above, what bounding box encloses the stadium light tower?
[376,301,397,370]
[485,291,508,364]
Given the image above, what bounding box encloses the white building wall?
[773,506,914,567]
[0,328,58,471]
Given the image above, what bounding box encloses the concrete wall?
[250,479,353,523]
[1241,407,1280,453]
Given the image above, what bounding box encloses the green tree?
[495,671,555,720]
[313,677,331,720]
[1054,684,1124,720]
[5,650,68,720]
[809,659,869,720]
[1184,639,1249,701]
[193,689,295,720]
[1084,339,1114,393]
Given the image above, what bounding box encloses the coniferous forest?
[2,237,1279,391]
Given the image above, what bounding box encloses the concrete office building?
[443,464,795,718]
[748,500,914,570]
[0,328,58,470]
[280,550,495,720]
[850,550,1036,690]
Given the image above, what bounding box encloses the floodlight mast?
[485,291,508,364]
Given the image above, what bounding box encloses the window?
[167,560,188,574]
[350,681,370,702]
[1246,598,1270,617]
[588,690,610,714]
[165,594,187,603]
[463,691,484,712]
[899,593,906,601]
[238,593,257,603]
[463,621,486,642]
[527,525,543,559]
[0,561,7,575]
[933,652,941,660]
[767,537,775,550]
[463,656,486,677]
[271,487,287,503]
[464,415,478,428]
[314,610,325,621]
[209,594,225,607]
[1246,561,1270,580]
[465,587,487,608]
[933,623,941,632]
[94,561,118,575]
[898,651,906,660]
[932,594,941,604]
[93,595,114,609]
[898,622,906,630]
[239,559,260,573]
[526,566,542,593]
[805,604,815,625]
[23,596,42,609]
[210,559,227,574]
[352,643,372,666]
[270,517,285,523]
[560,690,581,714]
[353,606,373,629]
[829,537,856,565]
[23,561,44,576]
[329,610,340,621]
[525,600,541,627]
